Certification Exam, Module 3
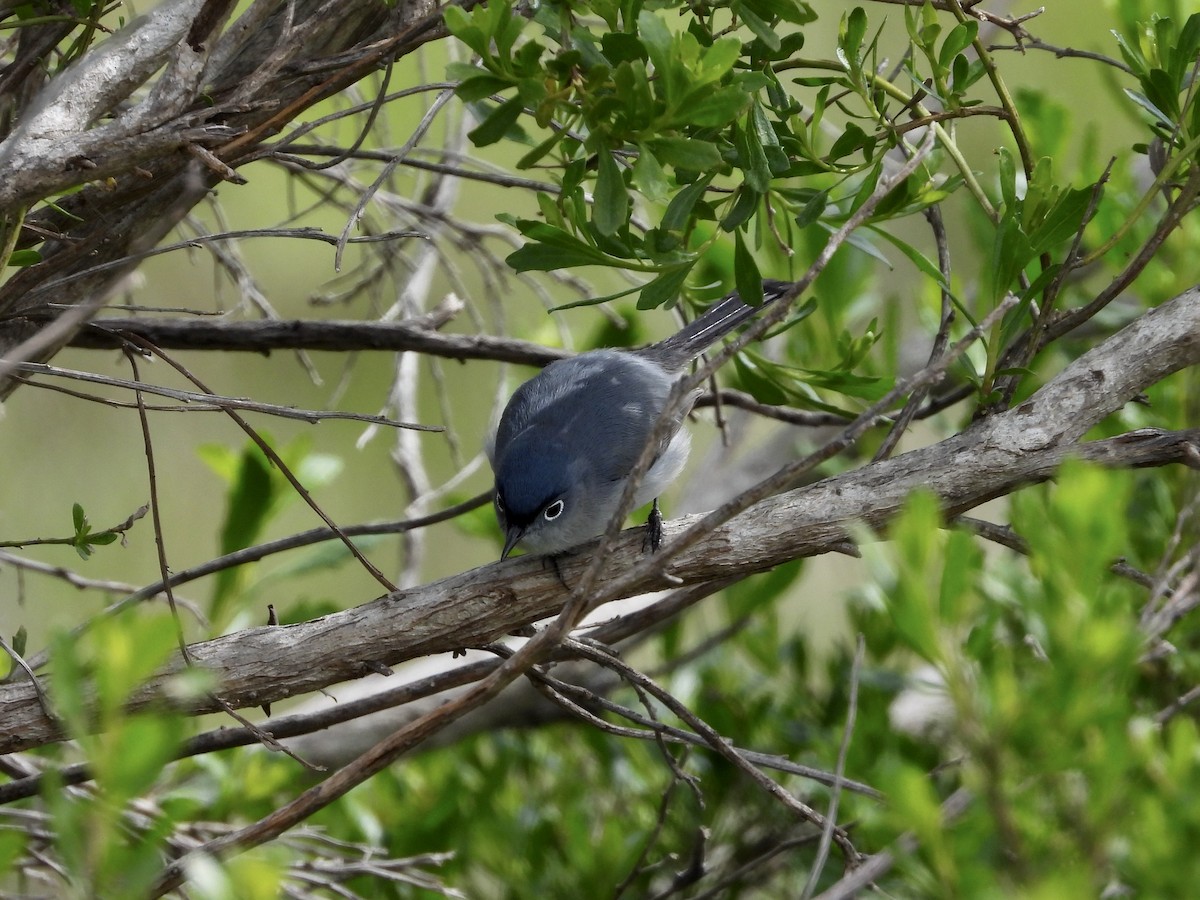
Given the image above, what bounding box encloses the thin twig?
[0,550,207,619]
[20,226,428,301]
[335,87,456,269]
[11,362,439,429]
[125,348,191,664]
[872,176,955,461]
[803,634,865,899]
[812,790,973,900]
[126,349,324,772]
[126,335,397,593]
[0,634,54,723]
[533,667,881,797]
[564,638,862,865]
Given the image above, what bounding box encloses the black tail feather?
[645,279,793,369]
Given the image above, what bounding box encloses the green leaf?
[253,534,388,588]
[823,222,893,269]
[723,558,803,619]
[983,211,1032,306]
[636,265,693,309]
[516,129,567,170]
[101,714,184,804]
[734,231,764,306]
[468,95,525,147]
[505,222,621,271]
[0,829,25,882]
[802,367,886,401]
[750,98,789,173]
[90,613,181,721]
[549,281,646,311]
[997,145,1018,210]
[593,149,628,236]
[794,189,828,227]
[939,527,983,622]
[732,352,789,405]
[6,249,41,267]
[637,10,673,72]
[632,145,669,202]
[601,31,648,65]
[1027,185,1095,254]
[867,225,950,288]
[1173,14,1200,87]
[646,136,723,171]
[211,444,276,618]
[1111,27,1149,80]
[454,72,513,103]
[938,20,978,69]
[493,0,525,58]
[886,490,945,663]
[838,6,868,74]
[218,447,274,557]
[737,1,781,51]
[1123,88,1172,127]
[72,502,86,534]
[697,37,743,83]
[507,241,615,272]
[887,763,947,850]
[827,122,873,162]
[674,85,752,128]
[721,184,761,232]
[735,117,771,193]
[614,59,654,128]
[443,4,488,57]
[760,0,816,26]
[661,176,714,232]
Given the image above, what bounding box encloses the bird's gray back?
[492,350,678,483]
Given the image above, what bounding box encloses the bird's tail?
[645,279,793,369]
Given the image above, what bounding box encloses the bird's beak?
[501,525,524,560]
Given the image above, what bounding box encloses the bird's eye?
[543,499,565,521]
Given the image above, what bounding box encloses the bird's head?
[493,436,593,558]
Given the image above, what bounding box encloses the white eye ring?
[543,499,564,521]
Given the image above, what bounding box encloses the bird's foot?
[643,498,664,553]
[545,552,571,590]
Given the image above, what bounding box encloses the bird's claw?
[643,498,664,553]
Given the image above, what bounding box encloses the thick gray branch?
[1,287,1197,754]
[0,0,210,207]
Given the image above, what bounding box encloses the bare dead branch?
[10,361,439,429]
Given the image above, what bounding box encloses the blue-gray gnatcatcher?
[488,280,792,559]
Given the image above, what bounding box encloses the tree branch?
[63,315,570,364]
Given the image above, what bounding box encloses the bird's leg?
[546,553,572,590]
[644,498,664,553]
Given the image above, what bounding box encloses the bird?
[487,279,793,559]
